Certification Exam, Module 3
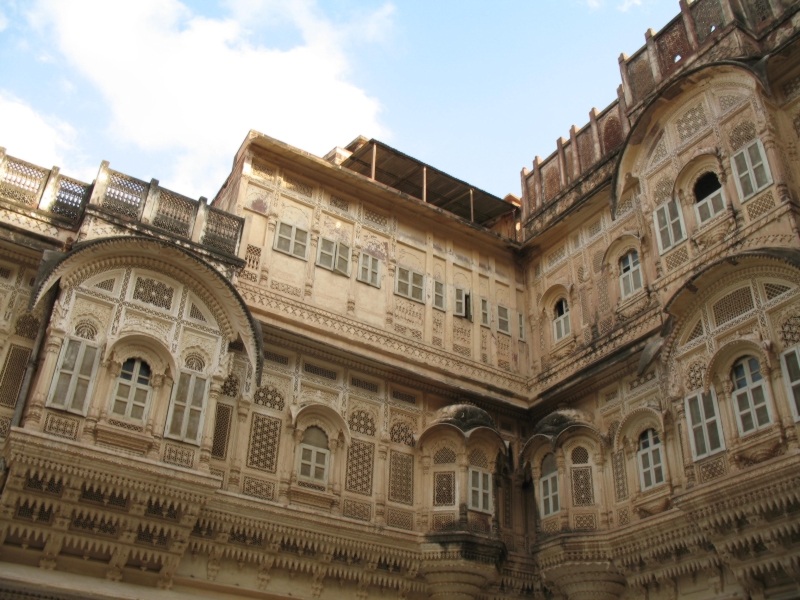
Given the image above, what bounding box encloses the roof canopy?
[340,139,514,226]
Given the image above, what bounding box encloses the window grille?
[345,439,375,496]
[390,421,414,446]
[571,446,589,464]
[132,277,174,311]
[348,410,376,436]
[0,345,31,408]
[433,446,456,464]
[247,414,281,472]
[434,471,455,506]
[391,389,416,404]
[571,467,595,506]
[304,362,337,381]
[253,384,285,411]
[388,451,414,505]
[264,350,289,366]
[351,377,378,394]
[211,403,233,460]
[712,287,754,326]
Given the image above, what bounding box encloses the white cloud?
[618,0,643,11]
[0,92,86,175]
[29,0,391,198]
[0,11,8,32]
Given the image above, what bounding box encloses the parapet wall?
[520,0,798,232]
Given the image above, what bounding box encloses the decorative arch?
[519,434,556,473]
[28,236,263,385]
[181,345,211,375]
[674,148,726,203]
[291,403,351,446]
[107,335,173,379]
[602,233,642,276]
[615,407,663,452]
[540,283,571,318]
[704,338,772,393]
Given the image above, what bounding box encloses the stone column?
[374,437,388,525]
[673,399,696,487]
[23,332,64,427]
[198,379,223,472]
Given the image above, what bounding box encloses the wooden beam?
[470,188,474,222]
[370,143,377,180]
[422,166,427,203]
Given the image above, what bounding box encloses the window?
[653,198,685,253]
[693,172,726,225]
[540,454,559,517]
[273,222,308,259]
[297,426,329,484]
[48,337,100,415]
[358,253,381,288]
[619,251,642,299]
[518,313,526,340]
[732,139,772,201]
[781,345,800,421]
[111,358,152,422]
[469,468,492,513]
[165,371,208,444]
[732,356,772,434]
[685,389,725,460]
[497,306,510,335]
[455,288,470,318]
[433,281,445,310]
[316,238,351,276]
[395,267,424,303]
[638,429,664,490]
[480,298,490,327]
[553,299,570,342]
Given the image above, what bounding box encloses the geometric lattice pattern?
[729,120,756,152]
[468,449,488,469]
[699,455,727,482]
[746,191,775,221]
[656,19,690,75]
[665,246,689,272]
[431,512,456,531]
[388,451,414,505]
[571,466,595,506]
[712,286,754,326]
[433,471,455,506]
[221,374,239,398]
[612,450,628,502]
[247,414,281,473]
[163,443,195,468]
[343,499,371,522]
[211,403,232,460]
[348,410,376,436]
[242,476,275,501]
[573,513,597,531]
[571,446,589,464]
[390,422,414,446]
[14,313,39,340]
[0,345,31,408]
[763,283,790,302]
[44,413,79,440]
[253,385,285,411]
[676,104,708,141]
[618,507,630,526]
[687,320,704,342]
[433,446,457,464]
[387,508,414,531]
[132,277,174,311]
[345,440,374,496]
[691,0,725,44]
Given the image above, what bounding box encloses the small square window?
[357,253,381,288]
[396,267,425,303]
[497,306,510,335]
[274,222,309,260]
[316,237,351,276]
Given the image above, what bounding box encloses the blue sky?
[0,0,679,201]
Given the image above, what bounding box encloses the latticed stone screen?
[253,384,285,411]
[15,314,39,340]
[247,414,281,473]
[345,440,375,496]
[389,451,414,505]
[343,499,371,522]
[264,351,289,366]
[571,467,595,506]
[211,403,232,460]
[612,451,628,501]
[687,320,704,342]
[665,246,689,272]
[656,19,690,75]
[351,377,378,394]
[676,105,708,141]
[0,345,31,408]
[153,189,195,237]
[431,512,455,531]
[712,287,754,326]
[44,413,79,440]
[242,476,275,501]
[699,455,726,482]
[164,443,195,468]
[391,389,416,404]
[729,121,756,152]
[433,471,455,506]
[103,172,146,218]
[303,362,337,381]
[390,422,414,446]
[690,0,725,45]
[387,508,414,530]
[348,410,376,436]
[132,277,174,310]
[574,513,597,531]
[469,449,488,469]
[433,446,456,464]
[571,446,589,464]
[764,282,790,301]
[747,191,775,221]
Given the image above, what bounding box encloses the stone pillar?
[198,379,223,472]
[374,438,388,525]
[544,562,627,600]
[23,331,64,427]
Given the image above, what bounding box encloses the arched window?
[731,356,772,435]
[619,251,642,299]
[694,172,725,224]
[540,453,559,517]
[298,426,330,484]
[637,429,664,490]
[553,299,570,342]
[111,358,152,422]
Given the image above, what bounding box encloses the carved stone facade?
[1,1,800,599]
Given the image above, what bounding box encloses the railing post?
[191,197,208,244]
[140,179,160,225]
[37,167,60,213]
[88,161,110,207]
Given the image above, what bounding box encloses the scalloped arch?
[108,336,172,377]
[616,407,663,452]
[291,403,351,446]
[704,338,772,393]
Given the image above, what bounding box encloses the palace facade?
[1,1,800,598]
